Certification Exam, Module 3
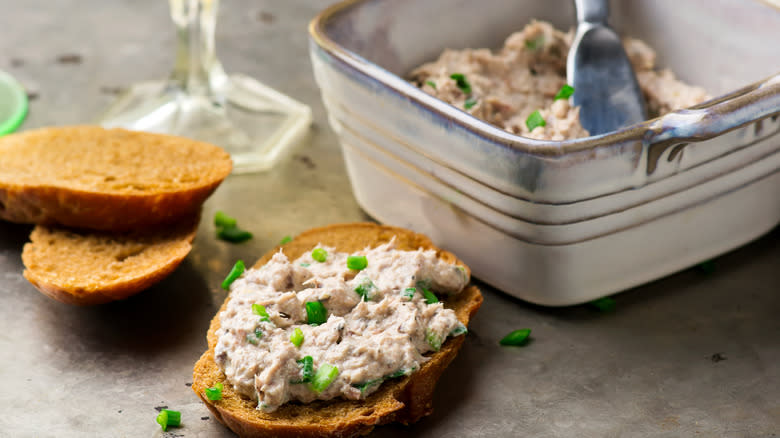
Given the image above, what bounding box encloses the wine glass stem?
[168,0,224,96]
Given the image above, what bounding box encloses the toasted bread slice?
[192,223,483,438]
[0,126,231,231]
[21,216,199,305]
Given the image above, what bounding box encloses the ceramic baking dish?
[308,0,780,304]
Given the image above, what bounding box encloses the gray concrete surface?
[0,1,778,437]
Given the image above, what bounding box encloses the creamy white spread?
[214,239,469,412]
[410,20,710,140]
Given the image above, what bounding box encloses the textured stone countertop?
[0,1,778,437]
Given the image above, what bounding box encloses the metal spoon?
[567,0,647,135]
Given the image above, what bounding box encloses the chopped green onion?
[300,262,310,268]
[402,287,416,300]
[311,248,328,263]
[499,328,531,346]
[354,278,376,301]
[450,323,468,337]
[295,356,314,383]
[525,35,544,50]
[214,211,237,228]
[217,226,253,243]
[352,377,383,394]
[252,304,270,322]
[589,297,616,312]
[464,97,478,109]
[525,110,546,131]
[425,80,437,89]
[426,329,442,351]
[205,382,223,401]
[290,327,304,348]
[311,363,339,393]
[221,260,245,290]
[449,73,472,95]
[418,284,439,304]
[279,235,292,245]
[156,409,181,431]
[554,84,575,101]
[246,327,263,345]
[305,301,327,325]
[346,255,368,271]
[387,367,413,379]
[456,266,468,281]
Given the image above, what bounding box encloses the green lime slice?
[0,70,28,136]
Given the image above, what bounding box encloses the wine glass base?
[98,74,312,174]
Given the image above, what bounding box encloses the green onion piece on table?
[306,301,327,325]
[449,73,472,95]
[156,409,182,431]
[221,260,245,290]
[312,248,328,263]
[499,328,531,346]
[311,363,339,393]
[290,327,304,348]
[214,211,237,228]
[346,255,368,271]
[554,84,575,100]
[525,110,546,131]
[205,382,223,401]
[217,226,253,243]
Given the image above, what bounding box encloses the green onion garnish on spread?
[354,278,376,301]
[311,363,339,393]
[246,327,263,344]
[311,248,328,263]
[205,382,223,401]
[252,304,270,321]
[306,301,327,325]
[296,356,314,383]
[464,97,478,109]
[346,255,368,271]
[352,377,383,394]
[499,328,531,346]
[588,297,616,312]
[450,73,472,95]
[525,110,546,131]
[217,226,253,243]
[279,235,292,245]
[450,323,468,337]
[156,409,181,431]
[418,284,439,304]
[214,211,237,228]
[300,262,310,267]
[221,260,245,290]
[425,80,437,89]
[402,287,416,300]
[290,327,304,348]
[426,329,443,351]
[554,84,575,101]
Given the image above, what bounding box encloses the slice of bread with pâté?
[192,222,483,438]
[0,125,232,231]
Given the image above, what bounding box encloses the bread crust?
[192,223,483,437]
[21,216,199,305]
[0,126,232,231]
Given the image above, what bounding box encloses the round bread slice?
[192,223,483,438]
[0,126,232,231]
[21,216,199,305]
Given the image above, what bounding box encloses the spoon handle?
[575,0,609,24]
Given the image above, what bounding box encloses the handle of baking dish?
[643,73,780,144]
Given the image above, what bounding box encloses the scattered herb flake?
[525,110,546,131]
[449,73,472,95]
[464,97,478,109]
[554,84,575,101]
[425,80,437,90]
[499,328,531,346]
[221,260,245,290]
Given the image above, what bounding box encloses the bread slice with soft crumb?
[192,223,483,438]
[21,216,199,305]
[0,126,232,231]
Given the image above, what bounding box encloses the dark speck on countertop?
[10,58,24,67]
[256,11,275,23]
[710,353,727,363]
[56,54,82,65]
[294,154,316,170]
[154,405,168,412]
[201,416,209,420]
[185,382,192,387]
[27,91,38,101]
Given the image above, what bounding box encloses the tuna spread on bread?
[214,239,469,412]
[410,20,710,140]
